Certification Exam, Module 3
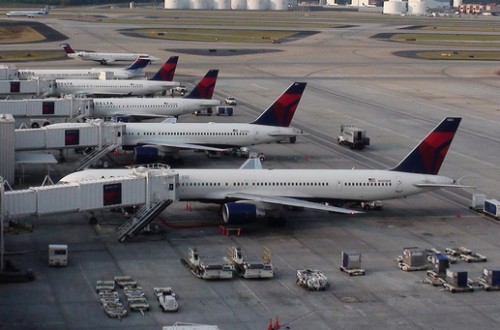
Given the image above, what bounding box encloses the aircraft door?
[254,129,259,141]
[395,176,403,193]
[336,180,342,192]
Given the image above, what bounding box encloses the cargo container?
[484,199,500,219]
[215,106,234,116]
[470,193,487,211]
[342,251,361,269]
[482,268,500,287]
[446,270,468,288]
[402,247,426,267]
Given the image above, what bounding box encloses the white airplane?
[90,69,220,121]
[6,6,49,17]
[18,56,152,80]
[60,117,467,224]
[60,43,160,65]
[121,82,307,161]
[53,58,180,97]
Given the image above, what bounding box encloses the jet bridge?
[1,165,178,224]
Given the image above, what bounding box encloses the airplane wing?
[80,92,134,98]
[138,141,227,153]
[226,192,363,215]
[414,183,474,188]
[105,113,174,121]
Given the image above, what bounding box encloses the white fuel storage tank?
[270,0,289,10]
[213,0,231,9]
[190,0,209,9]
[231,0,247,9]
[383,0,407,15]
[407,0,427,15]
[164,0,187,9]
[247,0,270,10]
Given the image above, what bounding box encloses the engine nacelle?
[222,203,266,225]
[134,146,159,164]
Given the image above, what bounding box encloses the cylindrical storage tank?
[231,0,247,9]
[383,0,406,15]
[270,0,288,10]
[190,0,208,9]
[407,0,427,15]
[452,0,462,7]
[164,0,187,9]
[247,0,269,10]
[213,0,231,9]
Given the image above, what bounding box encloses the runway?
[1,8,500,330]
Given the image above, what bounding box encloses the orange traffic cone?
[267,319,274,330]
[274,315,280,329]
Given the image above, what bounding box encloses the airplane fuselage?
[122,122,304,149]
[55,79,179,96]
[92,98,220,118]
[69,52,159,63]
[60,168,455,204]
[19,68,143,80]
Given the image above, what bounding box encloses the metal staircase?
[75,144,118,171]
[116,199,173,242]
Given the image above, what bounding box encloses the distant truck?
[194,106,233,116]
[337,125,370,150]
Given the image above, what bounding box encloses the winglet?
[184,70,219,99]
[60,43,75,54]
[125,56,152,71]
[391,117,461,175]
[149,56,179,81]
[250,82,306,127]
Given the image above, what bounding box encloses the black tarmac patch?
[165,48,283,56]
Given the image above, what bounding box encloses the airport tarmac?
[1,9,500,330]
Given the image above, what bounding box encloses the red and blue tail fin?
[60,43,75,54]
[125,56,151,71]
[184,70,218,99]
[149,56,179,81]
[391,117,461,175]
[250,82,306,127]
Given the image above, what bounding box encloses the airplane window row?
[179,181,328,187]
[126,132,248,136]
[344,182,391,186]
[96,104,178,108]
[179,181,391,188]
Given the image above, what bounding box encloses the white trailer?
[48,244,68,266]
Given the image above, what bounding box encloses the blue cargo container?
[484,199,500,218]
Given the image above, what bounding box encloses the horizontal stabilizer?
[238,158,263,170]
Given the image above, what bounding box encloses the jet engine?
[222,203,266,224]
[134,146,159,163]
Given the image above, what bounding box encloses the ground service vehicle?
[337,125,370,150]
[225,96,236,105]
[48,244,68,266]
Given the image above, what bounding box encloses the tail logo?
[185,70,218,99]
[251,82,306,127]
[418,131,455,175]
[150,56,178,81]
[391,117,461,175]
